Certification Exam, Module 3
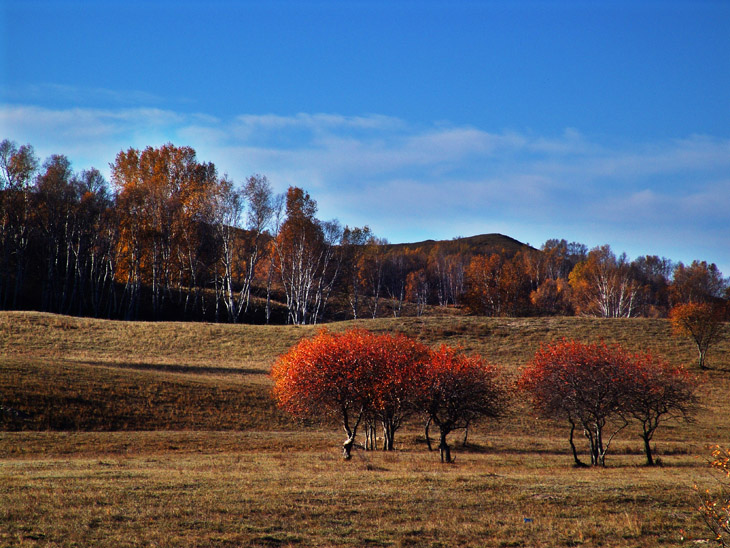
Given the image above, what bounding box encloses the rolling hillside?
[2,311,730,547]
[2,310,727,434]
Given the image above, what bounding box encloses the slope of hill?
[2,310,727,433]
[2,311,729,547]
[386,232,533,257]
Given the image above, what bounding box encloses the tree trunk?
[642,430,655,466]
[568,420,587,467]
[342,436,355,460]
[595,425,605,467]
[381,419,396,451]
[382,422,395,451]
[365,421,376,451]
[439,428,452,463]
[342,407,363,460]
[424,416,433,451]
[583,425,601,467]
[698,346,707,370]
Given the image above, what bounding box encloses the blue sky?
[1,0,729,275]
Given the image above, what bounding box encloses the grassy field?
[1,311,730,546]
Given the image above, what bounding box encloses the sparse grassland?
[1,311,729,546]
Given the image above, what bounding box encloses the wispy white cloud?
[1,102,729,272]
[1,83,169,107]
[3,102,728,195]
[0,104,222,174]
[1,104,185,139]
[234,112,405,133]
[537,134,730,182]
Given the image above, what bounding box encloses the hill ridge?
[384,232,533,257]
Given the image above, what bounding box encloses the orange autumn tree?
[111,144,219,319]
[271,328,430,459]
[670,302,726,370]
[670,260,727,306]
[462,254,504,316]
[273,187,342,325]
[463,253,531,316]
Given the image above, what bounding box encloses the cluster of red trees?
[272,329,698,466]
[272,329,508,462]
[2,139,727,323]
[519,340,698,467]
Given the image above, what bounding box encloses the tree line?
[1,139,728,323]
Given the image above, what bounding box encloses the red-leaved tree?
[415,345,509,463]
[271,328,430,458]
[369,332,431,451]
[519,339,698,467]
[519,340,634,467]
[624,354,698,466]
[271,329,511,462]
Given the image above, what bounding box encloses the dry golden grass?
[0,311,312,371]
[4,310,729,368]
[0,430,722,547]
[1,311,729,546]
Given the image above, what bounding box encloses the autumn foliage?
[697,446,730,546]
[1,138,727,323]
[414,345,509,462]
[568,246,640,318]
[111,144,220,319]
[272,329,430,458]
[271,328,508,460]
[624,353,698,466]
[670,303,727,370]
[519,340,697,467]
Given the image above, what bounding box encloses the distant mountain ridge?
[385,233,534,257]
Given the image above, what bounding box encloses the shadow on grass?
[415,438,572,456]
[85,360,268,376]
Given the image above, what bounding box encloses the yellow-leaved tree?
[670,303,726,370]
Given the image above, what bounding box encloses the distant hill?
[385,233,534,257]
